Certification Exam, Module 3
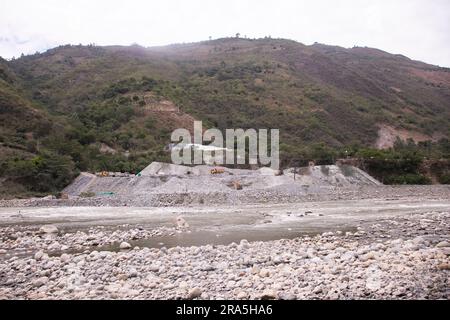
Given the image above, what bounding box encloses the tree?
[2,151,77,193]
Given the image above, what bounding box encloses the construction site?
[49,161,380,205]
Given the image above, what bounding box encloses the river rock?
[236,291,248,299]
[128,268,138,278]
[359,251,376,262]
[149,264,160,272]
[436,241,449,248]
[34,250,46,261]
[33,276,49,288]
[279,293,297,300]
[340,251,356,261]
[199,263,215,271]
[175,217,189,229]
[187,288,202,299]
[240,239,250,249]
[251,266,260,275]
[260,289,278,300]
[437,263,450,270]
[366,276,382,291]
[259,269,270,278]
[39,225,59,234]
[119,242,132,250]
[48,242,61,251]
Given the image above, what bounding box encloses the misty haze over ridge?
[1,0,449,67]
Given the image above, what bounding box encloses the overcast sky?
[1,0,449,67]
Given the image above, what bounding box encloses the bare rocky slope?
[63,163,381,197]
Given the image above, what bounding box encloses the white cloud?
[0,0,449,66]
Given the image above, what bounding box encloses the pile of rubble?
[62,162,382,198]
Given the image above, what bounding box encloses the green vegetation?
[0,151,77,193]
[348,139,449,185]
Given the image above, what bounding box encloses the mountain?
[1,38,450,197]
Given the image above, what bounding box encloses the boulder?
[260,290,278,300]
[436,241,449,248]
[34,251,43,260]
[437,263,450,270]
[187,288,202,299]
[32,277,49,288]
[237,291,248,299]
[119,242,132,250]
[259,269,270,278]
[60,253,71,263]
[39,225,59,234]
[175,216,189,229]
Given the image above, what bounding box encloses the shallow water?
[94,225,357,251]
[2,198,449,256]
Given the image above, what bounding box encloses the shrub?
[384,174,431,185]
[438,173,450,184]
[2,151,77,193]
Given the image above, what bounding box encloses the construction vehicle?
[210,168,225,175]
[96,171,109,177]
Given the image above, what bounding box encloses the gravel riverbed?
[2,185,450,208]
[0,210,448,300]
[0,225,182,258]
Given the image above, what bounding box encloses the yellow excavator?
[97,171,109,177]
[210,168,225,175]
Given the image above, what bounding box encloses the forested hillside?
[1,38,450,197]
